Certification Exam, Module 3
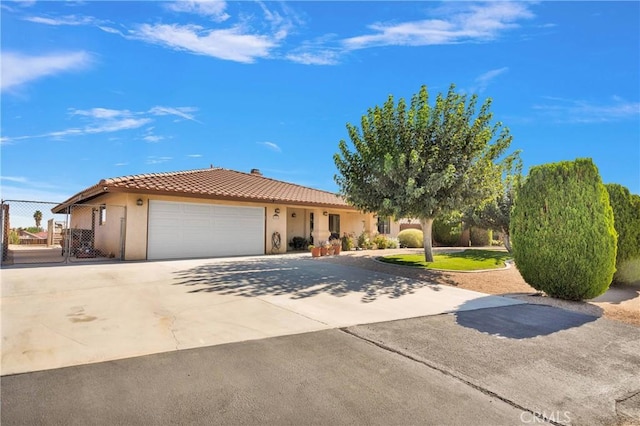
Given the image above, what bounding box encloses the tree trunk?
[420,217,435,262]
[503,231,512,252]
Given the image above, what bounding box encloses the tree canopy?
[33,210,43,228]
[334,84,515,261]
[463,154,522,251]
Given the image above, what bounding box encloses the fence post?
[1,203,9,262]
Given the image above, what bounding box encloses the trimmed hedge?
[605,184,640,284]
[433,215,462,246]
[398,229,424,248]
[510,158,617,300]
[470,227,493,247]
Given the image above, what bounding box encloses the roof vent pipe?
[250,168,262,176]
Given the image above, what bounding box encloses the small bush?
[470,227,493,246]
[373,234,389,249]
[356,231,376,249]
[398,229,424,248]
[432,212,462,246]
[341,233,355,251]
[510,158,616,300]
[605,184,640,284]
[9,229,19,244]
[386,238,399,249]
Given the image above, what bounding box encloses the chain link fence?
[1,200,126,265]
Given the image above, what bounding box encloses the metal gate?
[1,200,126,265]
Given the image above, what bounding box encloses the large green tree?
[334,84,514,261]
[463,154,522,252]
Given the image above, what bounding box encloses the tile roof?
[54,168,353,211]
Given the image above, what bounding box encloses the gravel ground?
[320,248,640,327]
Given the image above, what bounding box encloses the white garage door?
[147,200,265,260]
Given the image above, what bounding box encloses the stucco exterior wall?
[72,192,374,260]
[286,207,307,244]
[67,195,126,258]
[389,219,401,237]
[265,205,286,254]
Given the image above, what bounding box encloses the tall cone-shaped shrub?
[510,158,616,300]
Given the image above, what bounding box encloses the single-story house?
[52,167,397,261]
[17,230,48,245]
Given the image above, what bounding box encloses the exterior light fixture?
[136,198,144,206]
[291,212,297,218]
[323,211,328,216]
[273,208,280,220]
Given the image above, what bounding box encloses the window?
[99,205,106,225]
[329,214,340,237]
[377,216,391,234]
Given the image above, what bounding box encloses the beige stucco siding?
[72,192,375,260]
[286,208,307,244]
[67,194,126,258]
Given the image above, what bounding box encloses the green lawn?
[379,249,512,271]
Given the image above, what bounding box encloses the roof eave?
[51,184,108,213]
[104,187,359,211]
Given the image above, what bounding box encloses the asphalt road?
[2,304,639,426]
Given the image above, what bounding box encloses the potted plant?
[309,245,321,258]
[320,241,329,256]
[330,238,341,255]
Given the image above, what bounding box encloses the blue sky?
[2,0,639,206]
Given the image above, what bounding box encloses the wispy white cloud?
[98,25,124,36]
[166,0,229,22]
[146,156,173,165]
[21,3,292,64]
[3,105,197,143]
[67,107,152,135]
[85,118,152,134]
[0,176,67,205]
[1,51,92,92]
[70,107,130,119]
[1,0,35,12]
[187,154,203,158]
[343,2,534,50]
[130,2,296,63]
[143,135,164,143]
[533,96,640,123]
[114,162,129,167]
[472,67,509,93]
[256,0,299,41]
[24,14,97,26]
[286,36,341,65]
[131,23,277,63]
[258,141,282,152]
[0,176,29,183]
[149,106,199,122]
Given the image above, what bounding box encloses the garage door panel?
[148,201,264,260]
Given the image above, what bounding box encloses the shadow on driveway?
[172,257,454,303]
[454,302,602,339]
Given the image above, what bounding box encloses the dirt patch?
[321,248,640,327]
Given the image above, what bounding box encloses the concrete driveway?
[2,305,638,425]
[1,254,522,375]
